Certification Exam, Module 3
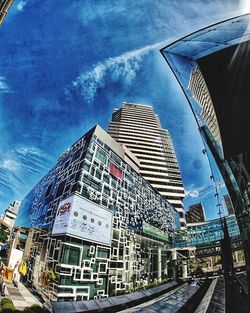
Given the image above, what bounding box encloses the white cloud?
[0,76,11,94]
[0,159,19,171]
[17,0,28,12]
[78,2,126,24]
[185,185,214,198]
[240,0,250,13]
[185,189,199,198]
[66,40,169,104]
[0,145,49,200]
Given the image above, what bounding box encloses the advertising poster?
[52,196,74,235]
[52,195,113,245]
[109,162,123,180]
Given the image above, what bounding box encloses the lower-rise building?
[1,200,21,229]
[185,203,206,224]
[15,125,178,301]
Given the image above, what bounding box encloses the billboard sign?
[52,195,113,245]
[109,162,123,180]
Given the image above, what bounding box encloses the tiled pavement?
[1,280,42,310]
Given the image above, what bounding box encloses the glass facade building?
[161,13,250,289]
[15,125,178,301]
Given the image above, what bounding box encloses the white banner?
[52,195,113,245]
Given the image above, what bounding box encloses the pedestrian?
[0,261,6,296]
[13,261,20,287]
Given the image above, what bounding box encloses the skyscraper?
[108,102,186,226]
[161,14,250,290]
[188,67,221,142]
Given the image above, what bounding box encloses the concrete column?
[182,261,188,279]
[164,262,168,277]
[172,249,177,261]
[158,247,162,282]
[172,249,177,281]
[234,251,238,263]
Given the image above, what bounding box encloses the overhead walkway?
[174,215,240,249]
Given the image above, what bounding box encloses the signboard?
[109,162,123,180]
[52,197,73,235]
[143,222,168,241]
[52,195,113,245]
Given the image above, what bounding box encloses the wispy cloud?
[185,185,214,198]
[0,145,50,201]
[65,40,169,104]
[185,189,199,198]
[78,2,127,24]
[0,76,11,94]
[16,0,29,12]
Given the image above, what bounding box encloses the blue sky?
[0,0,248,219]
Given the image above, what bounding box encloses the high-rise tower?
[188,67,221,143]
[0,0,14,26]
[108,102,186,226]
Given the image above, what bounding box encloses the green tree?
[0,229,7,242]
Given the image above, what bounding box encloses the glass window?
[95,170,101,180]
[103,185,111,196]
[55,180,66,198]
[104,144,110,152]
[45,183,52,198]
[103,174,110,184]
[95,147,107,165]
[85,151,93,161]
[102,198,108,207]
[97,248,109,258]
[83,162,90,172]
[72,149,81,162]
[83,174,101,191]
[111,179,117,189]
[61,245,81,266]
[110,152,121,166]
[97,138,104,146]
[125,173,133,183]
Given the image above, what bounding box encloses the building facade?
[15,125,178,301]
[185,203,206,224]
[188,67,221,142]
[161,13,250,289]
[223,195,234,216]
[108,102,186,227]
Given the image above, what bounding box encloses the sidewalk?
[1,280,42,310]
